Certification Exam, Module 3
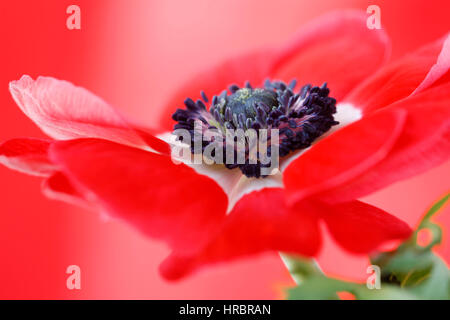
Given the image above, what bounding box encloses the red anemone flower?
[1,11,449,280]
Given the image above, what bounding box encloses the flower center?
[171,80,339,178]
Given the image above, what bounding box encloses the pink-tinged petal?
[313,83,450,203]
[159,10,390,131]
[321,200,412,253]
[9,75,170,154]
[412,34,450,94]
[283,108,407,206]
[160,188,321,280]
[345,34,450,114]
[0,138,56,176]
[48,138,228,253]
[271,10,390,101]
[133,127,171,155]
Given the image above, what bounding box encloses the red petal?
[283,108,407,206]
[42,172,93,209]
[271,10,390,101]
[159,188,321,280]
[48,138,228,253]
[321,200,412,253]
[0,138,56,176]
[158,50,278,131]
[413,34,450,94]
[345,34,450,113]
[9,75,169,154]
[314,82,450,203]
[158,10,390,131]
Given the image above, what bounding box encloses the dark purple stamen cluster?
[172,79,339,178]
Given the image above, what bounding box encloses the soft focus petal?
[283,108,407,206]
[158,50,278,130]
[272,10,390,101]
[160,188,321,280]
[42,172,93,209]
[412,34,450,94]
[314,83,450,203]
[9,75,170,154]
[48,138,228,253]
[159,10,390,130]
[321,200,412,253]
[345,34,450,113]
[0,138,56,176]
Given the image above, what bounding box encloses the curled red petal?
[345,34,450,113]
[48,138,228,254]
[283,108,407,206]
[315,82,450,203]
[321,200,412,254]
[42,171,94,210]
[160,188,321,281]
[0,138,56,176]
[9,75,169,154]
[412,34,450,94]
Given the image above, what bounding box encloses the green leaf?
[285,193,450,300]
[280,254,323,282]
[370,193,450,299]
[422,193,450,222]
[287,276,351,300]
[287,274,418,300]
[410,255,450,299]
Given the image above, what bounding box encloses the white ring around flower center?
[157,103,362,213]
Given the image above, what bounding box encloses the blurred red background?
[0,0,449,299]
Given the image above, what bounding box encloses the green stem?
[280,253,323,284]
